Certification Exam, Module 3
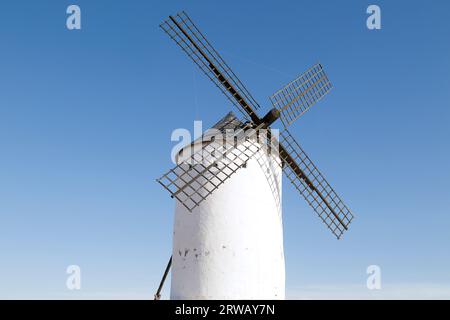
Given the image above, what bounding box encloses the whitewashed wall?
[170,138,285,300]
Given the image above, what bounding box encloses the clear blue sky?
[1,0,449,299]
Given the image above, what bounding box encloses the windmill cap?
[175,112,243,163]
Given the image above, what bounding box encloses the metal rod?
[154,255,172,300]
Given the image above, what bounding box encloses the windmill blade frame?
[278,129,354,239]
[156,120,273,212]
[270,63,332,128]
[158,11,355,240]
[160,11,261,123]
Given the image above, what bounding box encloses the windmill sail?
[160,11,260,123]
[157,116,265,212]
[270,63,332,128]
[278,129,353,239]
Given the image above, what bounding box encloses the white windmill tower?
[154,12,354,300]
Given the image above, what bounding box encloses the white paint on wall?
[170,132,285,300]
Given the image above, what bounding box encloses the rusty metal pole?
[154,256,172,300]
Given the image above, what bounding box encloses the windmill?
[154,11,354,300]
